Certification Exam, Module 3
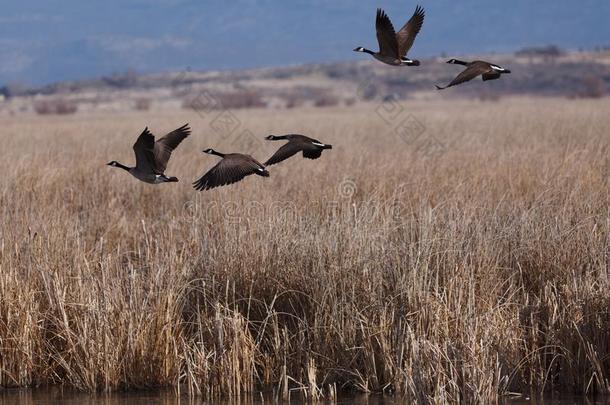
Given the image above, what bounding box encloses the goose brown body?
[264,134,332,166]
[193,149,270,191]
[354,6,425,66]
[107,124,190,184]
[436,60,511,90]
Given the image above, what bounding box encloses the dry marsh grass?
[0,97,609,403]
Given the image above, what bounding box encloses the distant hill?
[1,50,609,115]
[1,0,610,85]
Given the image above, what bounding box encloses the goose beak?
[504,69,512,74]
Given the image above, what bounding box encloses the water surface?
[1,388,608,404]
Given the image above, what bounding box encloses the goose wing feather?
[132,128,158,174]
[396,5,425,57]
[154,123,191,173]
[375,9,399,58]
[445,61,494,88]
[193,155,265,191]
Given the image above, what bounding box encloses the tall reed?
[0,97,608,403]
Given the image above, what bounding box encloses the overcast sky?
[1,0,609,85]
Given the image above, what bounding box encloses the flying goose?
[354,6,425,66]
[264,134,332,166]
[107,124,190,184]
[193,149,269,191]
[436,59,511,90]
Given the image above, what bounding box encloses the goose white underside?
[154,175,168,184]
[373,54,403,66]
[130,170,161,184]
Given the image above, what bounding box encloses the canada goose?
[435,59,511,90]
[264,134,332,166]
[354,6,425,66]
[193,149,269,191]
[107,124,190,184]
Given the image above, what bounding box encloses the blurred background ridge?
[1,0,609,85]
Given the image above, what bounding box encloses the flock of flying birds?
[108,4,511,190]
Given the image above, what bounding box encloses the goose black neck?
[115,162,131,171]
[362,48,375,56]
[454,60,469,66]
[211,151,225,158]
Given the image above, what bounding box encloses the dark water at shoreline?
[1,388,608,404]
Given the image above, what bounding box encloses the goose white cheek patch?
[311,142,326,147]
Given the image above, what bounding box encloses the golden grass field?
[0,96,609,403]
